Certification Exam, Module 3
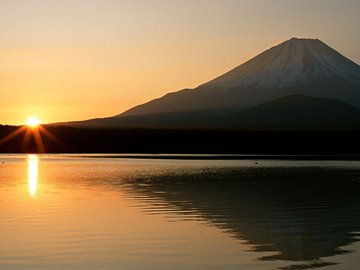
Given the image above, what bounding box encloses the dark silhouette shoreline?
[1,125,360,155]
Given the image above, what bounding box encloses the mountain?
[56,38,360,130]
[119,38,360,117]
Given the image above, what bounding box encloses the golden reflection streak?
[27,154,39,198]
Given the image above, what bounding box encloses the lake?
[0,154,360,270]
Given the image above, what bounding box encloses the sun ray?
[20,127,33,151]
[32,127,45,153]
[0,118,64,153]
[0,126,27,146]
[39,126,67,150]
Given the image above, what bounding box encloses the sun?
[27,117,40,127]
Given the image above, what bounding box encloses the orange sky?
[1,0,359,125]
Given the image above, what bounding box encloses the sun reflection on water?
[27,154,39,198]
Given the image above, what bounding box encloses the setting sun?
[27,117,40,127]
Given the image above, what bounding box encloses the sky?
[1,0,359,125]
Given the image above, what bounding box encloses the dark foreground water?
[0,154,360,270]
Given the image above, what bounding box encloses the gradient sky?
[1,0,359,125]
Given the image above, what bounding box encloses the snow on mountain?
[201,38,360,89]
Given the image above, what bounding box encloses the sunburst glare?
[0,118,63,153]
[27,117,40,128]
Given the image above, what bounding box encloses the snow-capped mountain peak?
[201,38,360,89]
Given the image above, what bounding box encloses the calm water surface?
[0,154,360,270]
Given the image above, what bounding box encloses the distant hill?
[54,38,360,130]
[224,95,360,130]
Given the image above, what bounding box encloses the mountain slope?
[55,95,360,130]
[119,38,360,117]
